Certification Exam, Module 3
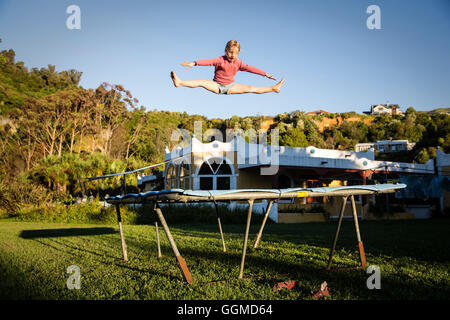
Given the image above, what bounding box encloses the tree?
[340,121,368,143]
[280,127,308,147]
[67,89,94,154]
[93,83,135,156]
[124,107,145,159]
[414,148,429,164]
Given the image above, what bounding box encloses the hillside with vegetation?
[1,41,449,215]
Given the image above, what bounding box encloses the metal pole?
[123,175,127,196]
[214,202,226,252]
[155,221,161,258]
[350,195,362,243]
[327,196,348,270]
[82,182,87,199]
[77,178,85,198]
[350,195,366,268]
[115,205,128,261]
[385,165,390,220]
[154,204,193,284]
[239,199,254,279]
[252,200,274,249]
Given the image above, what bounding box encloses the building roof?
[371,104,399,109]
[376,140,409,145]
[306,110,330,115]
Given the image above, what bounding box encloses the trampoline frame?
[106,183,406,283]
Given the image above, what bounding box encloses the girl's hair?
[225,40,240,52]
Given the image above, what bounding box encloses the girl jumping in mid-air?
[170,40,284,95]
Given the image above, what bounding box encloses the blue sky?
[0,0,449,118]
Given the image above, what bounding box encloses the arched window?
[198,157,233,190]
[165,163,177,189]
[179,162,191,190]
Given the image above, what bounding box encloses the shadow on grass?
[19,227,117,239]
[168,219,450,263]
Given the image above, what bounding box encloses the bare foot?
[273,78,284,93]
[170,71,181,87]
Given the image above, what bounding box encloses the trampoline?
[106,183,406,283]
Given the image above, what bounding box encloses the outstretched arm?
[181,62,195,69]
[239,62,277,81]
[181,57,221,69]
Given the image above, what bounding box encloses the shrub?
[278,204,326,214]
[369,201,405,217]
[8,201,136,224]
[0,179,62,213]
[6,201,270,225]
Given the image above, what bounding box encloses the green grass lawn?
[0,218,449,300]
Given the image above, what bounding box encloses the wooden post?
[252,200,274,249]
[154,204,193,284]
[115,205,128,261]
[239,199,254,279]
[327,196,348,270]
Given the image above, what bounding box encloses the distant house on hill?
[306,110,330,115]
[364,104,404,116]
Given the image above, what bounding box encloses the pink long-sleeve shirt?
[194,56,266,85]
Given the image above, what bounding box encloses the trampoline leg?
[350,195,366,268]
[115,205,128,262]
[217,217,226,252]
[214,203,226,252]
[155,221,162,259]
[239,199,254,280]
[154,204,193,284]
[252,200,274,249]
[326,196,348,270]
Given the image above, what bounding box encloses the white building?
[138,134,434,222]
[355,140,415,153]
[365,104,404,116]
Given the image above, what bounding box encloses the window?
[165,163,177,189]
[217,176,230,190]
[200,177,213,190]
[198,158,233,190]
[179,162,191,190]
